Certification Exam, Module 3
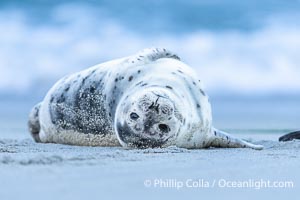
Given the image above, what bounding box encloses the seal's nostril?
[130,112,139,120]
[158,124,170,133]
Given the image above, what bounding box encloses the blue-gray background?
[0,0,300,134]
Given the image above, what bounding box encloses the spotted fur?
[28,48,263,150]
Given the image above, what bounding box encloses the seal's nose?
[116,121,166,148]
[158,124,170,133]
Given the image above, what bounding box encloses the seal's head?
[115,88,182,148]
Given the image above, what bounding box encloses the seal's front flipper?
[279,130,300,141]
[209,128,263,150]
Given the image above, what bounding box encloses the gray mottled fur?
[28,48,263,150]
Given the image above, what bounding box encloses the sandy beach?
[0,131,299,200]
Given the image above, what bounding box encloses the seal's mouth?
[128,138,166,149]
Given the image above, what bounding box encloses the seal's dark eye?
[130,112,139,120]
[158,124,170,133]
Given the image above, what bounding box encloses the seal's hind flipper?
[126,48,180,66]
[209,128,263,150]
[279,131,300,142]
[28,102,42,143]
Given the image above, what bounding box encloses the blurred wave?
[0,1,300,96]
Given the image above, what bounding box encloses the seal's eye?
[130,112,139,120]
[158,124,170,133]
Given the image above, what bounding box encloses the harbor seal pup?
[28,48,263,150]
[279,130,300,141]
